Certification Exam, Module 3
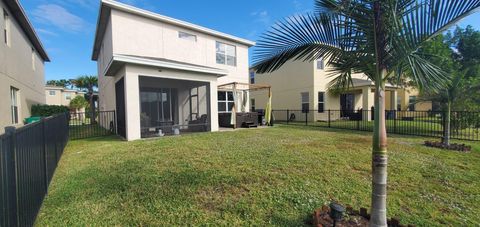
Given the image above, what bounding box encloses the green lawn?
[36,126,480,226]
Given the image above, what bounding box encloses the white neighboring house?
[92,0,255,140]
[45,86,87,111]
[0,0,49,133]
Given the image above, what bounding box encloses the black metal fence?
[272,109,480,141]
[69,111,116,140]
[0,113,69,227]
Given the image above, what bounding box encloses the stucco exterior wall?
[0,1,45,133]
[110,9,249,86]
[45,88,86,107]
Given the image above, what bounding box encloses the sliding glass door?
[140,88,176,131]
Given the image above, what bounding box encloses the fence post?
[42,118,49,194]
[305,110,308,126]
[393,110,397,134]
[328,110,331,128]
[286,109,289,124]
[4,126,19,227]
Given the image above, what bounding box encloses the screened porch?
[139,76,211,138]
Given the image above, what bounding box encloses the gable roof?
[3,0,50,61]
[92,0,256,60]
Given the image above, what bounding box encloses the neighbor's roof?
[45,86,86,93]
[3,0,50,61]
[92,0,256,60]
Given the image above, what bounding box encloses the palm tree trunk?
[370,80,388,227]
[443,102,451,145]
[89,90,96,124]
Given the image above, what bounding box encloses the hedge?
[31,104,70,117]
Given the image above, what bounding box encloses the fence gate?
[69,111,117,140]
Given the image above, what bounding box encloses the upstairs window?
[318,92,325,113]
[178,31,197,42]
[65,94,71,100]
[10,87,19,124]
[301,92,309,113]
[218,91,234,113]
[250,71,255,84]
[49,91,56,96]
[3,9,9,46]
[317,58,324,70]
[216,42,236,66]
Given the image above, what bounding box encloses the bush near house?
[31,104,70,117]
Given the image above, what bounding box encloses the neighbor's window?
[250,71,255,84]
[218,91,234,112]
[49,90,56,96]
[10,87,19,124]
[397,96,401,111]
[251,99,256,112]
[65,94,71,100]
[216,41,236,66]
[301,92,309,113]
[408,96,416,111]
[178,31,197,42]
[317,58,324,70]
[3,9,9,46]
[32,48,36,71]
[318,92,325,113]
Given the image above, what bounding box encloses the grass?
[36,125,480,226]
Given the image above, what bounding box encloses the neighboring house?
[0,0,49,133]
[92,0,255,140]
[45,85,87,110]
[251,59,432,122]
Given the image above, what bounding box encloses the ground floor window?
[218,91,234,112]
[301,92,309,113]
[10,87,19,124]
[251,98,255,112]
[318,92,325,113]
[408,96,417,111]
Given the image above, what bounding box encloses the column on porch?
[208,80,219,132]
[390,90,398,111]
[362,86,373,121]
[124,73,141,141]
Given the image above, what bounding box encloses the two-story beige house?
[93,0,255,140]
[251,59,432,122]
[45,85,86,108]
[0,0,49,133]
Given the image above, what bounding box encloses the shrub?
[69,96,89,110]
[31,105,69,117]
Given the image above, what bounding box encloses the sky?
[19,0,480,81]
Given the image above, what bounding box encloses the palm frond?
[252,13,360,74]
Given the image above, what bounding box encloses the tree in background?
[72,76,98,124]
[69,96,89,113]
[252,1,480,225]
[46,79,74,88]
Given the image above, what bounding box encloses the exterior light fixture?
[329,202,345,227]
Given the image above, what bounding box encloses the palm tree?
[73,76,98,124]
[252,1,480,226]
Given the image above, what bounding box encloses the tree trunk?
[442,102,451,145]
[89,90,96,124]
[370,80,388,227]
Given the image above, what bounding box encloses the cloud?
[293,0,303,11]
[250,10,271,26]
[32,4,89,33]
[36,28,58,37]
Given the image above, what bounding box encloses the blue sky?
[20,0,480,81]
